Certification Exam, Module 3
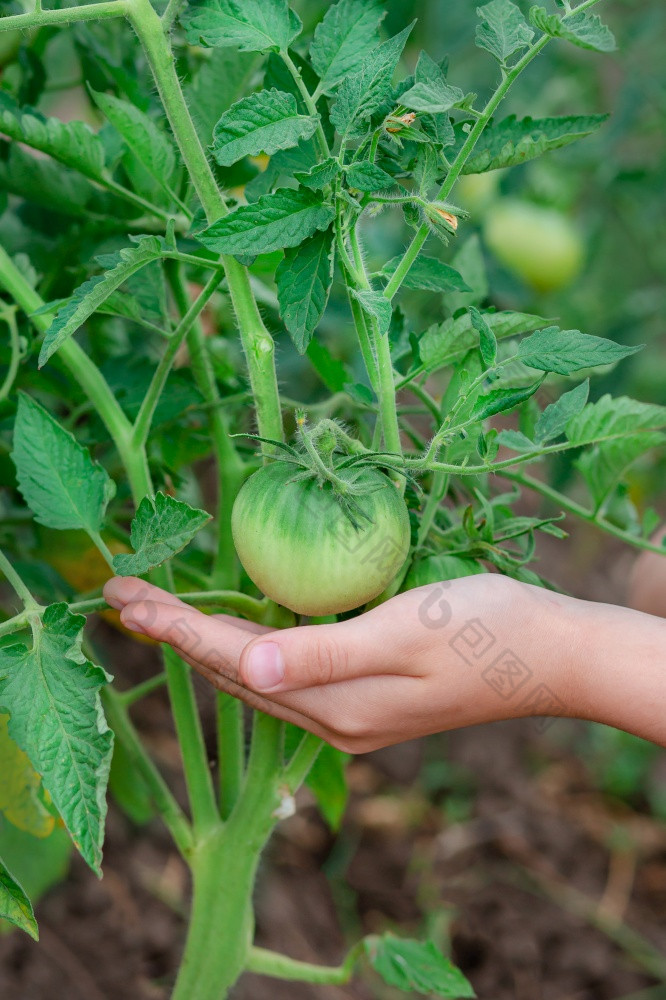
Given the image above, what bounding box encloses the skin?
[104,570,666,752]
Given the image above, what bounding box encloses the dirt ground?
[1,522,665,999]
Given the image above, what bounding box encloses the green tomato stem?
[246,943,362,985]
[283,732,324,794]
[0,548,38,610]
[0,0,128,32]
[118,672,168,707]
[216,692,244,820]
[0,307,21,404]
[280,48,330,160]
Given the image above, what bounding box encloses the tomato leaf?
[382,255,471,293]
[309,0,386,96]
[12,394,115,534]
[472,380,542,421]
[0,856,38,941]
[518,327,642,375]
[346,161,396,192]
[330,23,414,137]
[295,157,341,190]
[476,0,534,63]
[276,228,335,353]
[469,306,497,368]
[113,493,211,576]
[0,715,54,839]
[181,0,302,53]
[351,289,393,336]
[365,933,476,997]
[0,141,99,217]
[0,605,113,875]
[211,89,319,166]
[458,113,609,174]
[196,188,335,256]
[39,235,168,366]
[530,6,616,53]
[534,379,589,444]
[401,51,464,114]
[417,310,548,376]
[0,91,106,180]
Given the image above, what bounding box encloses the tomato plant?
[0,0,663,997]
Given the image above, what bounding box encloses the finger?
[104,577,190,613]
[211,613,272,635]
[238,608,417,695]
[120,600,255,673]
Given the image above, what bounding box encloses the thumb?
[239,618,398,694]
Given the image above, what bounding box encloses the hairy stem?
[246,943,362,985]
[0,548,38,609]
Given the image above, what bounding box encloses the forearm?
[567,599,666,746]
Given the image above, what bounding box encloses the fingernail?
[121,617,147,636]
[246,642,285,691]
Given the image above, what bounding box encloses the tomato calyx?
[234,416,413,530]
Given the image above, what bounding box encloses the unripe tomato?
[483,198,584,293]
[232,463,410,616]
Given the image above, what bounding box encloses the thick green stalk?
[283,732,324,794]
[0,307,21,403]
[0,548,38,609]
[0,0,128,32]
[216,692,244,820]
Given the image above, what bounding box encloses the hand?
[103,574,577,753]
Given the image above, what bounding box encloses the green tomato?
[232,463,410,616]
[483,198,584,293]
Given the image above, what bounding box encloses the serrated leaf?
[382,255,471,293]
[92,90,178,201]
[530,5,616,52]
[366,934,475,997]
[470,306,497,368]
[472,380,542,421]
[12,395,115,534]
[401,50,464,114]
[0,91,106,180]
[518,327,642,375]
[346,161,396,192]
[182,0,302,53]
[113,493,211,576]
[211,89,319,166]
[309,0,386,95]
[566,396,666,507]
[459,113,608,174]
[352,289,393,336]
[39,236,167,365]
[0,605,113,874]
[476,0,534,63]
[0,715,54,839]
[196,188,335,256]
[0,140,99,217]
[534,379,589,444]
[418,310,547,375]
[330,23,414,138]
[0,857,38,940]
[276,228,334,353]
[294,157,341,190]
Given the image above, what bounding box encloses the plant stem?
[216,692,244,820]
[283,732,323,794]
[0,549,38,609]
[280,49,330,159]
[246,944,362,985]
[0,0,128,32]
[102,687,193,857]
[119,672,168,707]
[0,307,21,403]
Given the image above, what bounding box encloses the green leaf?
[113,493,212,576]
[0,857,38,940]
[181,0,302,53]
[0,605,113,874]
[472,380,542,421]
[0,819,71,916]
[0,715,54,839]
[459,113,608,174]
[567,396,666,507]
[306,339,351,393]
[12,395,115,534]
[309,0,386,95]
[276,228,335,353]
[306,744,350,831]
[496,429,536,452]
[39,236,167,366]
[0,91,105,180]
[401,51,464,114]
[382,255,471,293]
[91,90,178,200]
[518,327,642,375]
[330,23,414,137]
[476,0,534,63]
[211,89,319,166]
[470,306,497,368]
[196,188,335,256]
[0,140,99,217]
[294,157,341,190]
[529,6,616,53]
[366,933,475,997]
[352,289,393,336]
[418,310,547,375]
[345,161,396,192]
[189,47,262,144]
[534,379,589,444]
